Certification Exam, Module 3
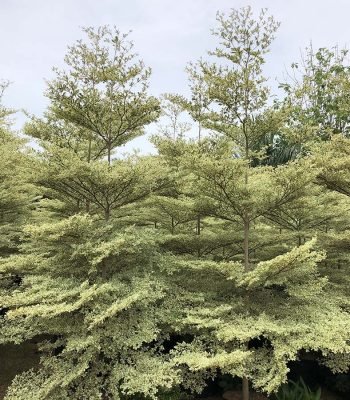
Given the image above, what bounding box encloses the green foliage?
[274,378,321,400]
[281,46,350,139]
[1,7,350,400]
[46,26,160,163]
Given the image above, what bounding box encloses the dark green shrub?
[159,387,193,400]
[274,378,321,400]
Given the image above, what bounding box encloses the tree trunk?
[196,122,202,256]
[107,145,111,166]
[105,205,110,221]
[87,136,92,163]
[85,136,92,213]
[242,376,249,400]
[243,217,250,271]
[298,234,302,247]
[197,214,201,257]
[243,218,250,400]
[243,132,250,400]
[196,214,201,235]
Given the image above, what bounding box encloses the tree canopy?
[1,6,350,400]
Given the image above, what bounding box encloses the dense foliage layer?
[1,7,350,400]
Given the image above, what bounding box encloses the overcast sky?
[1,0,350,153]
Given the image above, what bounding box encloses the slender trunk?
[242,377,249,400]
[243,130,249,271]
[107,145,111,166]
[105,144,112,218]
[243,167,249,271]
[298,234,302,247]
[243,217,250,271]
[197,214,201,257]
[87,136,92,163]
[171,217,174,234]
[105,205,110,221]
[85,137,92,213]
[101,204,109,275]
[196,215,201,235]
[242,136,250,400]
[196,121,202,256]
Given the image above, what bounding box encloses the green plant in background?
[217,374,240,392]
[159,386,193,400]
[332,373,350,394]
[274,378,321,400]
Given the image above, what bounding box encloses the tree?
[311,135,350,314]
[2,9,350,400]
[0,81,38,346]
[181,9,280,398]
[0,28,174,400]
[46,26,160,164]
[280,45,350,140]
[156,7,350,399]
[157,94,191,141]
[158,138,350,397]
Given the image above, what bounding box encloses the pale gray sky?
[1,0,350,153]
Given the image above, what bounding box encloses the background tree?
[280,45,350,141]
[0,81,36,280]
